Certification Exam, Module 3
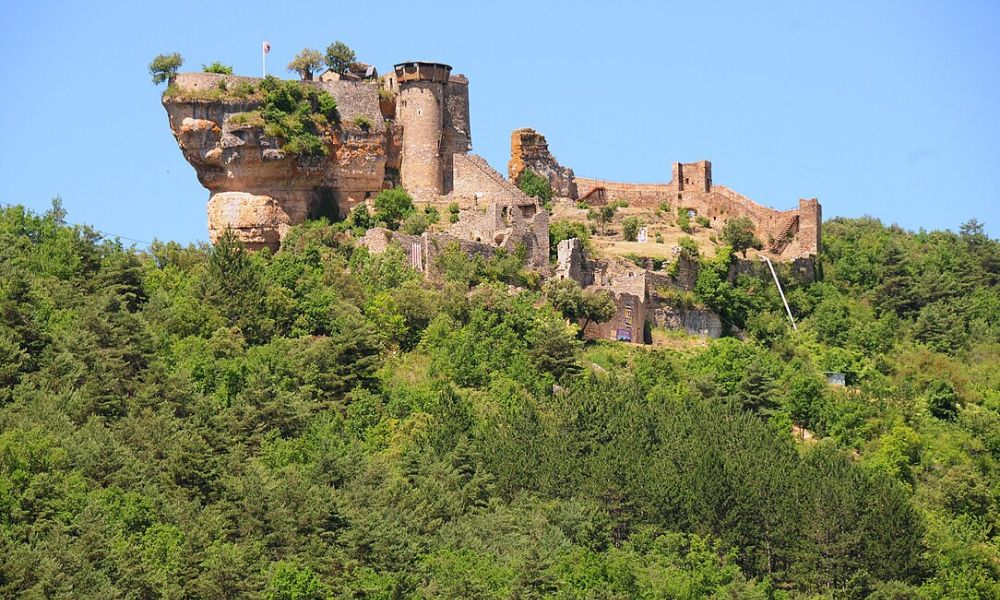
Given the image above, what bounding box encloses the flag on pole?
[262,41,271,54]
[262,41,270,77]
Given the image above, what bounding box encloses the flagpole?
[262,43,266,78]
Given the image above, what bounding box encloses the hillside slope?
[1,202,998,598]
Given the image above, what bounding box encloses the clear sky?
[1,0,998,244]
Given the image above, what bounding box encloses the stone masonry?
[509,129,823,259]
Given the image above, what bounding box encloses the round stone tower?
[394,61,452,198]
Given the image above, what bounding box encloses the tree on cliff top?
[149,52,183,85]
[287,48,324,81]
[325,41,356,75]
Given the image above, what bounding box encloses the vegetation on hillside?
[1,200,998,598]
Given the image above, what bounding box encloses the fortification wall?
[172,73,383,130]
[574,177,673,206]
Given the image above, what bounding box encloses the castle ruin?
[162,60,822,344]
[509,129,821,260]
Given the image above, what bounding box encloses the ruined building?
[509,128,821,260]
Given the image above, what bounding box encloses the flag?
[262,41,271,54]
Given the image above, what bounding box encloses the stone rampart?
[574,177,673,206]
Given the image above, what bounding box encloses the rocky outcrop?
[163,73,387,249]
[508,128,577,198]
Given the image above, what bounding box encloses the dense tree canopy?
[1,201,998,598]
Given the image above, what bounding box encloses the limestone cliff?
[163,73,388,249]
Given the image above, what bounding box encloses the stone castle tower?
[393,61,470,198]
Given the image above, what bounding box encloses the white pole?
[262,45,266,77]
[762,255,797,331]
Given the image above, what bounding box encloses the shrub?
[149,52,183,85]
[353,115,372,131]
[349,204,372,229]
[378,87,395,102]
[589,204,617,235]
[202,61,233,74]
[228,111,264,128]
[655,232,664,243]
[232,81,257,98]
[678,236,699,259]
[576,200,589,210]
[448,202,460,224]
[423,205,440,223]
[622,216,642,241]
[517,169,552,204]
[258,76,338,156]
[696,215,711,228]
[676,206,692,233]
[373,187,414,230]
[401,212,433,235]
[549,220,592,259]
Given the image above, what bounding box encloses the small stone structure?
[555,238,721,343]
[510,128,822,260]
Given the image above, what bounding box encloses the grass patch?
[227,111,265,128]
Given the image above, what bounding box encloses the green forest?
[1,200,998,599]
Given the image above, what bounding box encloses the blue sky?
[1,0,998,244]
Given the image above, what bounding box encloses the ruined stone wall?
[555,238,596,287]
[172,73,383,129]
[449,154,531,205]
[442,76,471,155]
[583,282,647,344]
[651,305,722,338]
[357,227,502,274]
[508,128,577,198]
[445,198,549,268]
[574,177,673,206]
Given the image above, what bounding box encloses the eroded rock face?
[163,73,387,250]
